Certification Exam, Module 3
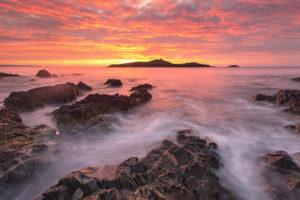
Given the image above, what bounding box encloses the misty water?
[1,66,300,200]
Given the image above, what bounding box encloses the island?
[108,59,211,68]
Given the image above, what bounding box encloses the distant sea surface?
[1,66,300,200]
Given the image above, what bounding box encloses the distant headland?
[108,59,211,68]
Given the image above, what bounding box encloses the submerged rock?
[0,109,56,192]
[291,77,300,82]
[39,130,235,200]
[261,151,300,199]
[104,79,123,87]
[52,84,153,133]
[284,124,300,134]
[36,69,54,78]
[77,81,93,91]
[0,72,19,79]
[130,84,153,91]
[4,82,92,112]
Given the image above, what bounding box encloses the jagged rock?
[0,109,56,192]
[253,89,300,115]
[36,69,54,78]
[38,130,235,200]
[0,72,19,79]
[261,151,300,199]
[104,79,123,87]
[52,84,153,133]
[3,82,92,112]
[77,81,93,91]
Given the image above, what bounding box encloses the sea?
[0,66,300,200]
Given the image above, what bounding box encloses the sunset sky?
[0,0,300,66]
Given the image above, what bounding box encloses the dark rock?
[228,65,240,68]
[284,124,300,134]
[253,89,300,115]
[36,69,53,78]
[39,130,235,200]
[0,72,19,79]
[77,81,93,91]
[291,77,300,82]
[52,84,153,133]
[104,79,123,87]
[130,84,153,91]
[0,109,56,192]
[4,83,80,112]
[261,151,300,199]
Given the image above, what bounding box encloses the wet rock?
[284,123,300,134]
[77,81,93,91]
[52,84,153,133]
[4,83,81,112]
[253,89,300,115]
[0,109,56,192]
[39,130,235,200]
[291,77,300,82]
[0,72,19,79]
[261,151,300,199]
[36,69,54,78]
[130,84,153,92]
[104,79,123,87]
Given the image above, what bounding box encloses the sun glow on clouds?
[0,0,300,66]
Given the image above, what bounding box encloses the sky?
[0,0,300,66]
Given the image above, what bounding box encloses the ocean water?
[0,66,300,200]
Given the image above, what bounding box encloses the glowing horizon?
[1,0,300,67]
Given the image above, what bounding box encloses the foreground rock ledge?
[38,130,235,200]
[0,109,56,192]
[52,84,153,133]
[4,82,92,112]
[261,150,300,199]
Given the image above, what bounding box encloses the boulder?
[36,69,53,78]
[260,151,300,199]
[4,82,91,112]
[77,81,92,91]
[52,84,153,133]
[0,72,19,79]
[38,130,235,200]
[0,109,56,192]
[104,79,123,87]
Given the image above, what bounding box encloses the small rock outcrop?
[77,81,93,91]
[38,130,235,200]
[52,84,153,133]
[36,69,54,78]
[4,83,79,112]
[0,109,56,192]
[291,77,300,82]
[104,79,123,87]
[228,65,240,68]
[0,72,19,79]
[4,82,92,112]
[253,89,300,115]
[130,83,153,92]
[261,151,300,199]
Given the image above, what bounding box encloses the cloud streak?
[0,0,299,66]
